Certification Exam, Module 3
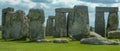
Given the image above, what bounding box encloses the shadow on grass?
[0,39,51,44]
[0,39,31,43]
[0,36,74,44]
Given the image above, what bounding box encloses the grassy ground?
[0,32,120,51]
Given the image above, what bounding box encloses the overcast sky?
[0,0,120,27]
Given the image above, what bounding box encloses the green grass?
[0,32,120,51]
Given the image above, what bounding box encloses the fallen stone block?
[53,39,69,43]
[108,31,120,39]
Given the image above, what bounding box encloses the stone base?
[80,37,120,45]
[108,31,120,39]
[70,34,89,41]
[53,39,68,43]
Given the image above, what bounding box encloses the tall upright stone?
[46,16,55,36]
[107,12,119,31]
[21,16,29,40]
[2,7,14,39]
[70,5,90,40]
[67,10,74,36]
[106,12,119,37]
[28,9,45,41]
[11,10,27,40]
[4,12,14,40]
[95,11,105,37]
[55,10,67,37]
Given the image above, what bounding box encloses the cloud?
[80,0,120,4]
[31,0,52,3]
[0,0,36,9]
[1,0,21,5]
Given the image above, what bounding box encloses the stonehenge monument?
[1,5,120,42]
[11,10,26,40]
[107,12,119,31]
[95,7,118,37]
[2,7,29,40]
[4,11,14,40]
[54,8,72,37]
[67,10,74,37]
[2,7,14,39]
[70,5,90,40]
[46,16,55,36]
[28,9,45,41]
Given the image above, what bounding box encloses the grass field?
[0,32,120,51]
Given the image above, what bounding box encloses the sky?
[0,0,120,27]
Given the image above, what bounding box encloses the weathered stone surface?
[108,31,120,39]
[11,10,27,40]
[28,9,45,41]
[70,5,90,40]
[2,7,14,39]
[21,16,29,40]
[54,8,73,37]
[37,39,52,43]
[89,32,103,38]
[107,12,119,32]
[55,8,73,13]
[95,11,105,37]
[67,10,74,37]
[46,16,55,36]
[55,12,67,37]
[96,7,118,12]
[80,37,120,45]
[80,32,120,45]
[95,7,118,37]
[53,39,68,43]
[70,32,102,41]
[4,12,14,40]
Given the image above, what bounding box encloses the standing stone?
[46,16,55,36]
[70,5,90,40]
[55,11,67,37]
[95,11,105,37]
[67,10,74,37]
[21,16,29,40]
[2,7,14,39]
[28,9,45,41]
[11,10,27,40]
[4,12,14,40]
[107,12,119,31]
